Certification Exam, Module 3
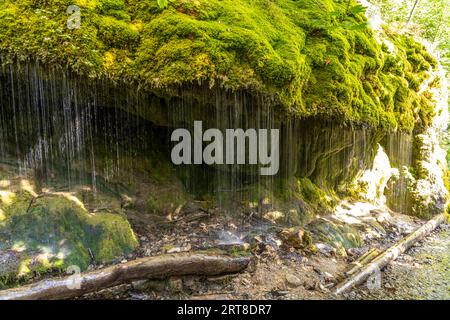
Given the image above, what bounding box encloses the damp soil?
[81,205,447,300]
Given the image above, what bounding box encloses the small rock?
[315,243,336,256]
[346,248,358,257]
[129,293,148,300]
[132,280,149,291]
[263,211,285,223]
[279,228,305,249]
[167,247,181,254]
[140,279,167,292]
[313,267,322,275]
[285,274,302,287]
[181,244,192,252]
[183,277,196,290]
[323,272,334,282]
[318,283,329,293]
[384,282,394,289]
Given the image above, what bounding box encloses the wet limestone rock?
[410,131,449,218]
[308,218,363,256]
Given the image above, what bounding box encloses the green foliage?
[368,0,450,75]
[0,0,440,130]
[348,4,367,16]
[157,0,169,9]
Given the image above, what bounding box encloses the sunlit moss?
[0,0,439,130]
[308,218,363,255]
[0,186,138,287]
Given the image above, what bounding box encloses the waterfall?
[0,57,445,220]
[0,57,163,195]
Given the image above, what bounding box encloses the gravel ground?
[349,224,450,300]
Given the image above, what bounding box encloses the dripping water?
[0,57,417,216]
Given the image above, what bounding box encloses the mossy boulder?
[0,184,138,287]
[308,218,363,255]
[0,0,439,130]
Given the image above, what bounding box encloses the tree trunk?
[406,0,420,26]
[0,253,251,300]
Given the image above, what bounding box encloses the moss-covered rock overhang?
[0,0,439,131]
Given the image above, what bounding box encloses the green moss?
[146,190,186,215]
[308,218,363,253]
[0,0,439,130]
[270,177,339,225]
[297,178,335,210]
[96,16,140,49]
[0,187,138,285]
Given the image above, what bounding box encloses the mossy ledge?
[0,0,439,131]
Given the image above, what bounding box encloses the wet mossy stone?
[0,0,439,131]
[308,218,363,254]
[0,189,138,282]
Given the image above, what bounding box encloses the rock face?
[0,55,447,221]
[409,129,448,218]
[0,59,385,221]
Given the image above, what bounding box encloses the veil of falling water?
[0,57,416,215]
[0,57,165,195]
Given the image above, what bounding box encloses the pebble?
[285,274,302,287]
[315,243,336,256]
[323,272,334,282]
[167,247,182,254]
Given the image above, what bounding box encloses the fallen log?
[344,248,381,277]
[334,213,446,296]
[0,253,250,300]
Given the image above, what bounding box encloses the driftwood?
[0,253,250,300]
[334,213,446,295]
